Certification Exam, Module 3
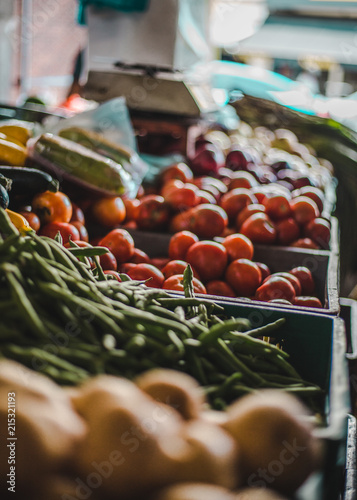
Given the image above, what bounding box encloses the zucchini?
[0,166,59,209]
[31,133,133,197]
[0,184,9,209]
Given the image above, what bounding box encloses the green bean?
[68,246,109,257]
[198,318,252,345]
[0,209,19,236]
[245,318,286,338]
[3,266,47,339]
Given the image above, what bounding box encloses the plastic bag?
[43,97,149,198]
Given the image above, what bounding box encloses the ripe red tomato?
[289,266,315,295]
[163,183,200,211]
[99,228,135,263]
[290,196,319,225]
[255,262,271,283]
[168,230,199,260]
[196,189,217,205]
[222,233,254,261]
[186,240,228,282]
[304,217,331,249]
[20,211,41,232]
[161,179,185,198]
[219,188,257,221]
[206,280,236,298]
[227,171,258,190]
[32,191,72,224]
[127,263,165,288]
[188,204,228,239]
[162,274,207,294]
[123,197,141,222]
[162,260,200,280]
[255,276,296,303]
[99,249,118,271]
[290,238,319,250]
[70,203,85,225]
[129,248,151,264]
[263,194,292,221]
[39,222,80,245]
[225,258,262,297]
[169,209,192,233]
[91,196,126,227]
[71,221,89,242]
[265,272,301,296]
[119,262,137,274]
[276,217,300,246]
[149,257,171,270]
[292,186,324,213]
[235,204,266,229]
[240,212,277,245]
[136,195,171,231]
[293,296,323,308]
[160,162,193,184]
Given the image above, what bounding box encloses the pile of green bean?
[0,208,323,409]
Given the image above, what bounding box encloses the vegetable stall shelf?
[206,300,350,500]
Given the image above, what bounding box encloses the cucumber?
[31,133,133,197]
[58,126,132,167]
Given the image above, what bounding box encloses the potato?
[222,390,322,495]
[150,482,238,500]
[235,487,289,499]
[135,369,207,420]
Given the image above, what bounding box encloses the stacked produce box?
[0,111,352,500]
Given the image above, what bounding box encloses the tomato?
[263,194,292,221]
[90,196,126,227]
[255,262,271,283]
[162,274,207,294]
[227,171,258,190]
[276,217,300,246]
[268,299,292,305]
[98,228,135,263]
[186,240,228,282]
[222,233,254,261]
[255,276,296,303]
[129,248,151,264]
[193,176,228,197]
[163,183,200,211]
[225,258,262,297]
[161,179,185,198]
[160,162,193,184]
[32,191,72,224]
[189,204,228,239]
[103,270,122,281]
[39,222,80,245]
[206,280,236,298]
[290,238,319,250]
[162,259,200,280]
[20,211,40,231]
[304,217,331,249]
[293,296,323,308]
[235,204,266,229]
[99,248,117,271]
[71,221,89,242]
[290,196,319,225]
[169,209,192,233]
[219,188,257,222]
[149,257,171,270]
[119,262,137,274]
[168,230,199,261]
[196,189,217,205]
[240,212,277,244]
[123,197,141,222]
[289,266,315,295]
[292,186,324,213]
[127,263,165,288]
[265,272,301,296]
[136,195,171,231]
[250,186,269,204]
[70,203,85,225]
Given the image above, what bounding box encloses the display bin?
[123,226,340,315]
[208,300,350,500]
[340,298,357,417]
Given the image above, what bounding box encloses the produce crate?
[214,301,350,500]
[341,298,357,417]
[124,225,340,315]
